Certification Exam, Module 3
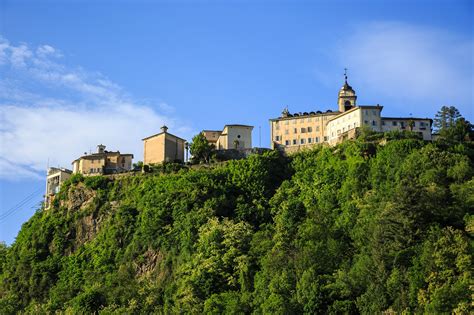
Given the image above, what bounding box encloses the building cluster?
[270,75,432,152]
[44,74,433,208]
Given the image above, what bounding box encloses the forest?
[0,126,472,314]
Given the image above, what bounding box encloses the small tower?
[338,69,357,112]
[97,144,106,154]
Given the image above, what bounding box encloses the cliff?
[0,139,472,314]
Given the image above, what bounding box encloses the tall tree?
[434,106,461,132]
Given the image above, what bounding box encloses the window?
[275,136,280,141]
[392,121,397,126]
[308,138,312,143]
[382,121,386,126]
[420,122,425,127]
[91,159,94,164]
[372,120,377,126]
[307,118,312,122]
[300,139,305,144]
[285,129,289,135]
[348,125,351,130]
[315,137,319,143]
[307,127,312,132]
[293,120,297,124]
[343,127,345,132]
[372,110,376,115]
[316,126,320,131]
[364,120,369,125]
[275,124,280,130]
[285,120,289,125]
[294,128,298,134]
[337,130,341,135]
[285,140,290,146]
[292,139,297,145]
[324,136,328,141]
[301,127,306,133]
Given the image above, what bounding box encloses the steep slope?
[0,141,472,314]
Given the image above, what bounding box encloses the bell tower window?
[344,100,352,111]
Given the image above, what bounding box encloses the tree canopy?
[0,136,472,314]
[190,133,215,164]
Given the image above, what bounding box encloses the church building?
[269,72,432,152]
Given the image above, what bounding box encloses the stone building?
[44,167,72,209]
[72,144,133,175]
[142,126,186,165]
[202,124,254,150]
[270,74,432,152]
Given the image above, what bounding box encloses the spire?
[341,67,353,91]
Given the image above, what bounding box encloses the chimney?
[97,144,106,154]
[161,125,168,133]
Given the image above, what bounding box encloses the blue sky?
[0,0,473,244]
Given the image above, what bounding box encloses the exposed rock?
[134,248,164,279]
[64,183,96,212]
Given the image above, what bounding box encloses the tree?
[408,119,415,131]
[434,106,461,132]
[132,161,143,170]
[434,106,472,142]
[190,133,214,164]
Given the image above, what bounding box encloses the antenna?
[344,68,348,82]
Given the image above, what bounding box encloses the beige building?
[270,74,432,151]
[202,125,254,150]
[44,167,72,209]
[143,126,186,165]
[381,117,432,140]
[72,144,133,175]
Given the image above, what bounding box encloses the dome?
[340,81,355,92]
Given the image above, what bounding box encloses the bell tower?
[338,68,357,112]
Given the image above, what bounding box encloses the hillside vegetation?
[0,138,472,314]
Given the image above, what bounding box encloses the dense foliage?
[0,139,472,314]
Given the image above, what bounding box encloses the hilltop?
[0,137,472,314]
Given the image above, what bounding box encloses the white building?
[44,167,72,209]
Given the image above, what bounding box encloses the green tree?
[190,133,214,164]
[434,106,461,131]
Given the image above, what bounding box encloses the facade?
[381,117,432,140]
[202,125,254,150]
[143,126,186,165]
[72,144,133,175]
[270,75,432,151]
[44,167,72,209]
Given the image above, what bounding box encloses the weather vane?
[344,68,348,82]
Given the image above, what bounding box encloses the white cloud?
[0,37,192,180]
[336,22,473,117]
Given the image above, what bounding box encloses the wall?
[217,126,253,149]
[381,119,432,140]
[143,135,165,165]
[270,113,338,149]
[164,135,185,162]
